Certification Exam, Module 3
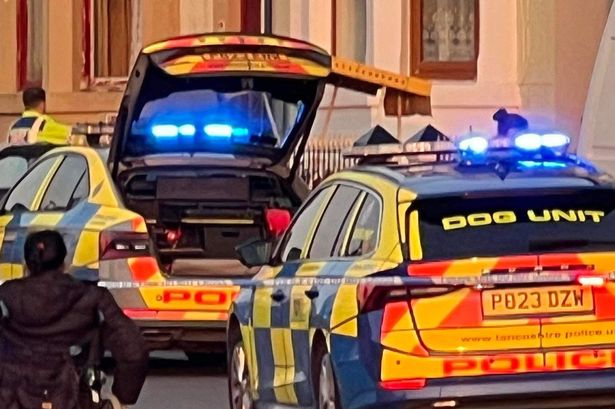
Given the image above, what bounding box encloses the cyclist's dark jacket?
[0,270,148,409]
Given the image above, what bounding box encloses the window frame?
[38,154,90,213]
[410,0,480,80]
[306,184,363,260]
[300,180,383,263]
[2,156,63,213]
[341,189,382,259]
[81,0,142,91]
[273,185,336,264]
[16,0,43,90]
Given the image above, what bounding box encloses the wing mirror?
[236,238,272,268]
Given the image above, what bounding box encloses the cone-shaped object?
[405,124,450,143]
[353,125,398,147]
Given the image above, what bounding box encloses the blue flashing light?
[514,132,571,151]
[178,124,196,137]
[204,124,233,138]
[152,124,179,138]
[514,133,542,151]
[541,133,570,148]
[459,136,489,154]
[518,160,567,169]
[232,127,250,137]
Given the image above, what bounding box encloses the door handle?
[304,288,319,300]
[270,289,286,302]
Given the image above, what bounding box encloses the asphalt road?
[109,352,230,409]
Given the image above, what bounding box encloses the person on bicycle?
[0,230,148,409]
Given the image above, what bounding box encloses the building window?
[411,0,479,80]
[332,0,367,62]
[16,0,44,90]
[241,0,262,33]
[83,0,141,90]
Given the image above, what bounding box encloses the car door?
[0,156,63,278]
[281,183,365,405]
[29,154,91,278]
[250,185,333,403]
[6,154,90,279]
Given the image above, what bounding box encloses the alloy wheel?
[318,353,337,409]
[230,342,252,409]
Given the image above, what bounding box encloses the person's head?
[22,87,46,113]
[24,230,67,276]
[493,108,529,137]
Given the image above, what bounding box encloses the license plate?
[482,286,594,317]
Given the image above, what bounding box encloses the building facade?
[0,0,611,148]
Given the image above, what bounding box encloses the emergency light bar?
[344,129,576,171]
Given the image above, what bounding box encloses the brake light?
[358,282,455,312]
[379,378,426,390]
[265,208,291,237]
[358,283,408,312]
[100,231,150,260]
[577,275,606,287]
[165,228,181,245]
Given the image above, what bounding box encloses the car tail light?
[100,231,150,260]
[358,282,455,313]
[577,275,606,287]
[379,378,426,390]
[165,228,181,246]
[265,208,291,237]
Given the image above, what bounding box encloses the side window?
[308,185,361,259]
[40,156,89,211]
[279,187,331,262]
[4,157,58,212]
[346,194,381,257]
[0,156,28,190]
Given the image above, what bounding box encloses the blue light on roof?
[541,133,570,148]
[178,124,196,136]
[203,124,250,139]
[514,133,542,151]
[518,160,567,169]
[204,124,233,138]
[152,124,179,138]
[458,136,489,154]
[232,127,250,137]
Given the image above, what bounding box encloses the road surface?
[107,352,230,409]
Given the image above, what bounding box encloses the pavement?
[106,351,229,409]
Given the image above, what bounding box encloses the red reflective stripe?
[123,309,157,319]
[129,257,159,281]
[438,290,482,328]
[594,287,615,319]
[379,379,426,390]
[381,301,410,334]
[493,255,538,270]
[539,253,583,266]
[407,261,452,276]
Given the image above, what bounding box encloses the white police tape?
[96,271,614,289]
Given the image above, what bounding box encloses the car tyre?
[227,326,253,409]
[312,341,341,409]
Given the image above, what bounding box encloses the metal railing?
[292,136,358,189]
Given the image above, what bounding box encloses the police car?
[0,33,430,352]
[227,132,615,409]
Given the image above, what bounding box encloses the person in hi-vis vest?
[7,87,71,145]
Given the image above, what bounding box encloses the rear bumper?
[134,319,227,352]
[351,370,615,409]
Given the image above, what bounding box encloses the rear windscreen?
[411,189,615,261]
